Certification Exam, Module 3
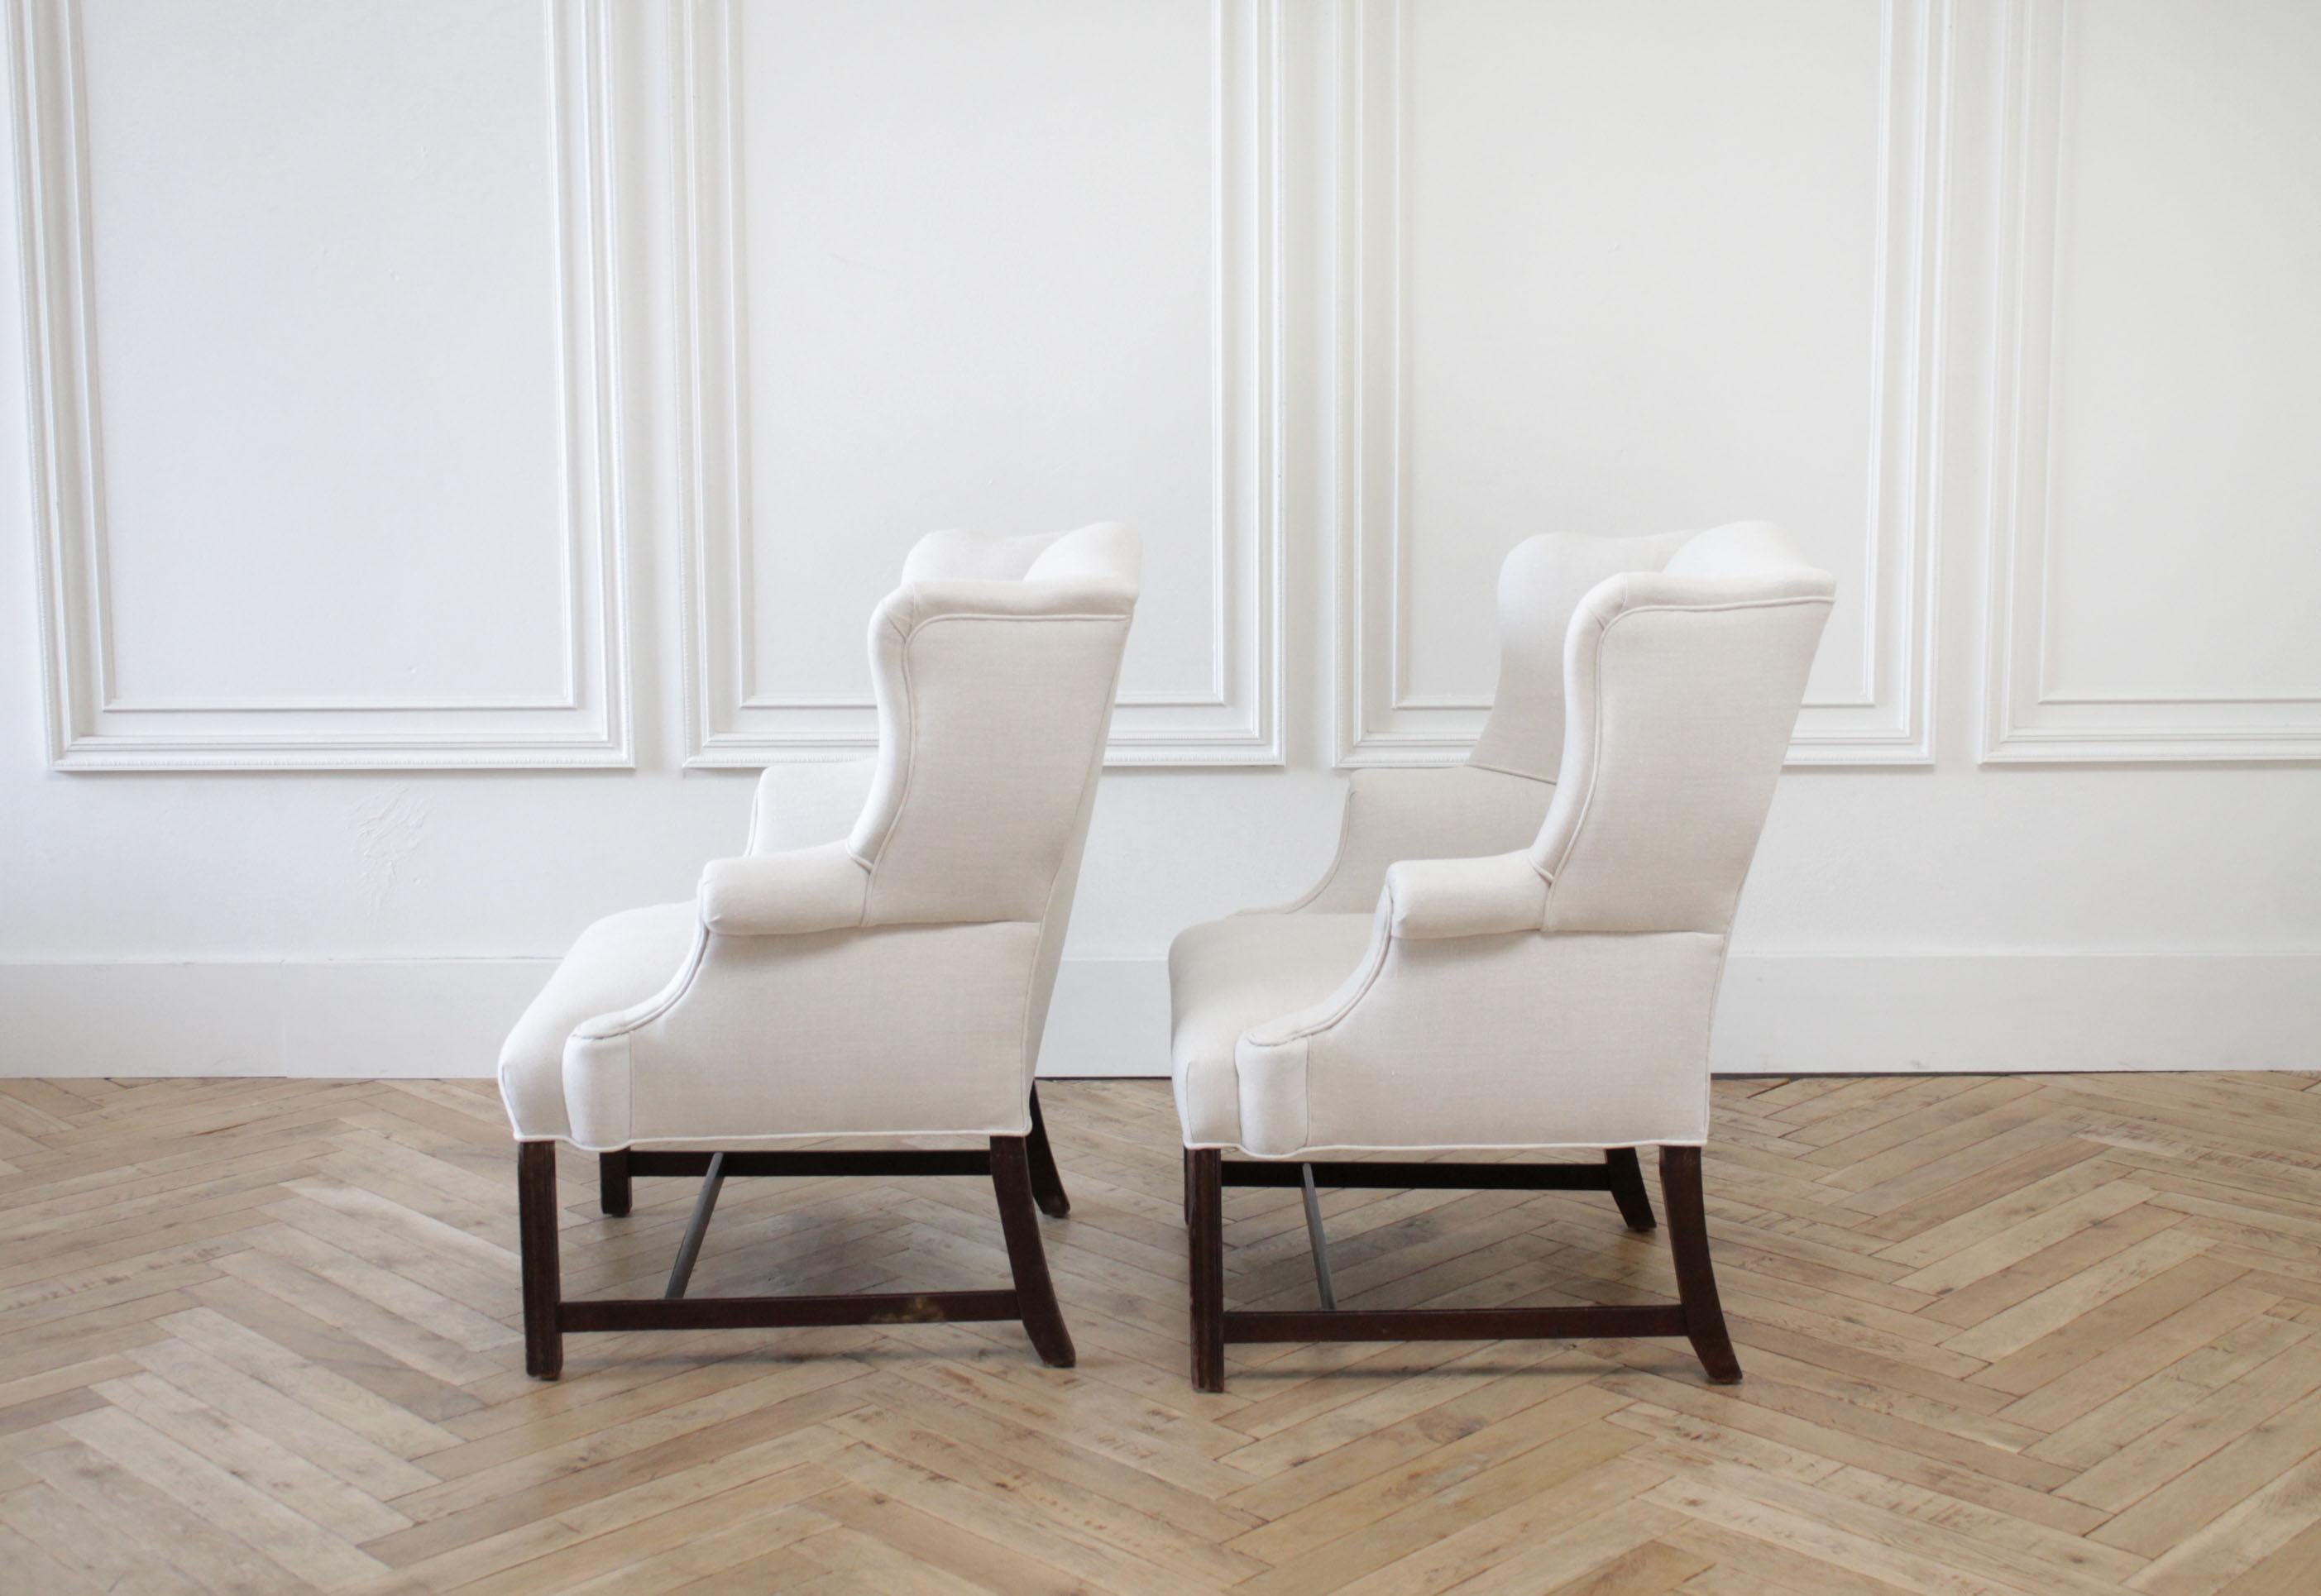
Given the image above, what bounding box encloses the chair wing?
[848,571,1136,925]
[1273,528,1690,914]
[742,522,1141,860]
[1470,527,1695,782]
[1529,547,1835,934]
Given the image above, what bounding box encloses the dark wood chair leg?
[1605,1147,1656,1231]
[1659,1144,1741,1384]
[991,1138,1075,1368]
[1187,1148,1225,1393]
[518,1142,563,1380]
[1023,1087,1071,1218]
[597,1150,632,1217]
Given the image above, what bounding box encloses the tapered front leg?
[517,1141,564,1380]
[1187,1149,1225,1393]
[1023,1088,1071,1218]
[597,1149,632,1216]
[1659,1144,1740,1384]
[1604,1147,1657,1231]
[992,1138,1076,1367]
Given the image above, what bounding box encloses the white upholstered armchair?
[501,523,1139,1379]
[1171,523,1832,1390]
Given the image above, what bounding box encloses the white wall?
[3,0,2316,1080]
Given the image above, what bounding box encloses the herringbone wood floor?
[3,1076,2321,1593]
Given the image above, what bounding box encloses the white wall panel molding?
[1979,0,2321,764]
[1332,0,1945,768]
[677,0,1283,768]
[8,0,631,770]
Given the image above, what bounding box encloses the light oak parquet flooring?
[3,1074,2321,1591]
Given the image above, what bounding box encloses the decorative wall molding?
[7,0,630,770]
[1332,0,1945,768]
[1979,0,2321,764]
[677,0,1283,767]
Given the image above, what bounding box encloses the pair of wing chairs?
[498,521,1833,1392]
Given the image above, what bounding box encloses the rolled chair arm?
[698,842,870,936]
[1381,852,1549,939]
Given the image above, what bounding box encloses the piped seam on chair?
[1239,917,1394,1053]
[580,1123,1044,1154]
[1535,601,1610,903]
[1234,908,1401,1162]
[1015,624,1135,1097]
[1586,594,1836,619]
[1263,778,1356,916]
[1234,1033,1309,1155]
[851,604,916,872]
[860,609,1128,893]
[561,1030,634,1150]
[562,924,699,1148]
[1537,592,1834,922]
[1692,934,1735,1144]
[1463,757,1554,785]
[1180,1136,1711,1155]
[498,1056,551,1144]
[1239,856,1562,1054]
[568,919,715,1047]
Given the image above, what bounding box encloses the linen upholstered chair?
[1170,523,1832,1391]
[500,523,1139,1379]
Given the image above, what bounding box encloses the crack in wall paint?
[353,790,429,909]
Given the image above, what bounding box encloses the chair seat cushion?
[1170,912,1376,1149]
[499,902,696,1142]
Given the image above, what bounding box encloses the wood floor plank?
[2062,1336,2321,1515]
[4,1073,2320,1592]
[14,1440,290,1594]
[60,1403,390,1587]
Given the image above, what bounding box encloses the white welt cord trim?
[1264,779,1356,916]
[861,608,1127,881]
[1539,604,1615,891]
[569,919,714,1048]
[1244,853,1566,1054]
[1539,591,1834,920]
[1241,918,1393,1053]
[559,917,714,1149]
[1180,1137,1709,1156]
[1017,627,1130,1099]
[558,1125,1046,1154]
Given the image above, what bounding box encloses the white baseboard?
[1,953,2314,1079]
[1711,953,2321,1073]
[0,959,553,1078]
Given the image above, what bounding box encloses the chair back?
[849,523,1141,1045]
[1515,522,1833,934]
[1468,528,1693,781]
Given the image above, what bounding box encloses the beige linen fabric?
[499,524,1140,1151]
[1170,522,1833,1157]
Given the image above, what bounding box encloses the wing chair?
[500,523,1139,1379]
[1170,522,1832,1390]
